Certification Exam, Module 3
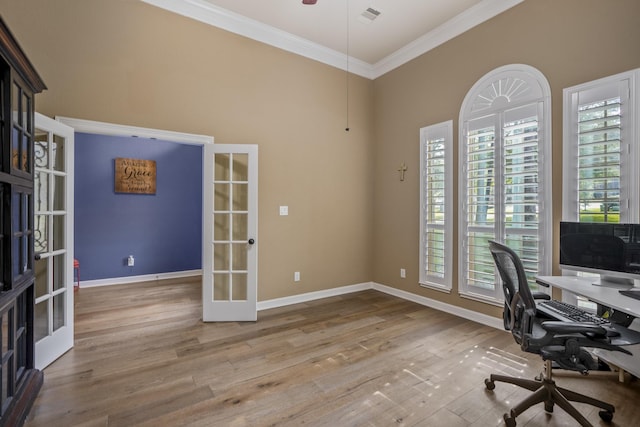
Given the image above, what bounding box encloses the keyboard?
[537,299,610,325]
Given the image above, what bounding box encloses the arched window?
[458,64,552,302]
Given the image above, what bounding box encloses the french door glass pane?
[34,215,48,253]
[53,175,65,210]
[232,154,248,181]
[232,274,248,300]
[232,214,248,240]
[35,259,47,298]
[52,214,65,251]
[214,214,229,240]
[53,294,64,331]
[215,154,230,181]
[35,171,48,211]
[233,184,248,211]
[214,184,230,211]
[34,136,47,168]
[52,254,64,291]
[52,134,65,171]
[34,301,47,341]
[213,274,229,300]
[214,243,229,270]
[232,244,247,270]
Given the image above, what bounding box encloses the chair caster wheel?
[544,402,554,413]
[503,413,517,427]
[484,378,495,390]
[599,410,613,423]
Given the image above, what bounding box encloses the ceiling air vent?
[360,7,381,22]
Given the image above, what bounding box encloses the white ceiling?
[141,0,524,79]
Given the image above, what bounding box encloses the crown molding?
[141,0,374,78]
[141,0,524,80]
[372,0,525,78]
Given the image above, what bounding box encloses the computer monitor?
[559,221,640,288]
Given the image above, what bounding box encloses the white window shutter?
[420,121,453,290]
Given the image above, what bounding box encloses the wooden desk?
[536,275,640,379]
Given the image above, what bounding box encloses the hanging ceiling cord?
[345,0,350,132]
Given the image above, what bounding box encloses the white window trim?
[458,64,553,304]
[419,120,453,292]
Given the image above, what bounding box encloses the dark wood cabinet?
[0,17,46,427]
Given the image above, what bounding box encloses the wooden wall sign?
[115,157,156,194]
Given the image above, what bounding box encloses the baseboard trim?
[257,282,374,311]
[257,281,502,330]
[372,282,504,330]
[78,270,203,288]
[81,275,501,329]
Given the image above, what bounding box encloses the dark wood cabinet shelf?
[0,16,46,427]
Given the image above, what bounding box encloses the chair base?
[485,372,614,427]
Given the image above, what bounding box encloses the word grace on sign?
[114,157,157,194]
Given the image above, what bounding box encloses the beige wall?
[2,0,375,301]
[4,0,640,318]
[373,0,640,318]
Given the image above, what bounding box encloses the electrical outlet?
[400,268,406,278]
[127,255,135,267]
[294,271,300,282]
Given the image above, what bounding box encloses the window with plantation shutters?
[419,121,452,291]
[459,65,552,303]
[561,69,639,311]
[563,70,639,225]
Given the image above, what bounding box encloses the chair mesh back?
[488,240,536,335]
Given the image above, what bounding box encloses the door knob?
[248,238,255,245]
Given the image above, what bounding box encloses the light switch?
[279,206,289,216]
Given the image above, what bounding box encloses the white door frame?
[55,116,213,301]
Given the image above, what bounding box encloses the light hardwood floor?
[26,279,640,426]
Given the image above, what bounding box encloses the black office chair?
[484,240,631,427]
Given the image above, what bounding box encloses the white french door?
[203,144,258,321]
[33,113,74,369]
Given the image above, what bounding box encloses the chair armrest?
[540,320,606,336]
[532,292,551,300]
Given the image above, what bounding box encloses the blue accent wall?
[74,133,203,280]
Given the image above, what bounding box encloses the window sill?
[419,282,452,294]
[458,291,503,307]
